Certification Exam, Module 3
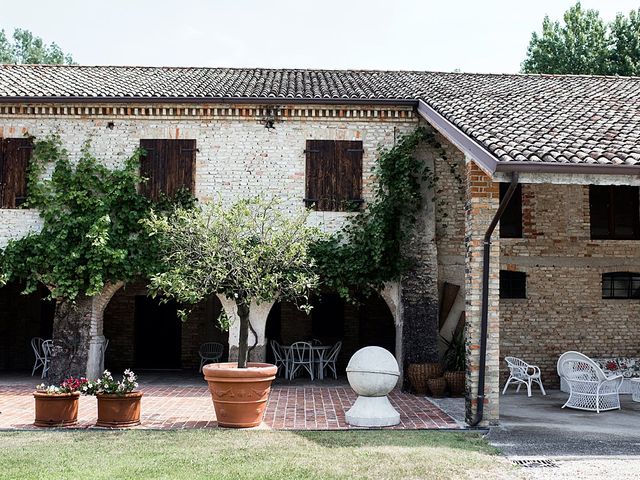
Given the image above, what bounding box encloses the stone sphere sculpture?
[345,346,401,427]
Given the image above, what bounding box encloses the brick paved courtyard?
[0,373,459,430]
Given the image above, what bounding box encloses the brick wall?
[0,104,420,248]
[500,183,640,387]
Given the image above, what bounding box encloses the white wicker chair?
[502,356,546,397]
[557,351,623,413]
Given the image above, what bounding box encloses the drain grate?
[512,459,558,468]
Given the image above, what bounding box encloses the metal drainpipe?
[469,171,519,427]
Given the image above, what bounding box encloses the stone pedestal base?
[345,395,400,427]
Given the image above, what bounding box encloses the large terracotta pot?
[33,391,80,427]
[203,362,278,428]
[95,392,143,428]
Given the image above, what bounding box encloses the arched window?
[602,272,640,299]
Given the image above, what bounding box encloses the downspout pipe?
[469,171,519,427]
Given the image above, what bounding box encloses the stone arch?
[265,290,397,373]
[103,283,227,372]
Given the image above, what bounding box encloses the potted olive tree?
[145,197,319,427]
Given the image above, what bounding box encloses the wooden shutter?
[335,140,363,210]
[305,140,334,211]
[305,140,363,211]
[0,137,32,208]
[140,139,196,201]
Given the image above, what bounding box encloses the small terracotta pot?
[407,363,443,395]
[95,392,143,428]
[444,371,465,397]
[33,391,80,427]
[203,362,278,428]
[427,377,447,398]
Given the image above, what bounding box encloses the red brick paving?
[0,381,459,431]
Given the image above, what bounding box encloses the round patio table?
[312,345,332,380]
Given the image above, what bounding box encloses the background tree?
[522,2,640,76]
[0,136,168,381]
[0,28,74,64]
[145,197,320,368]
[609,9,640,76]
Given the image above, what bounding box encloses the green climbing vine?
[0,135,192,301]
[312,126,462,300]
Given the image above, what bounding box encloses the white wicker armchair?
[502,356,546,397]
[557,351,623,413]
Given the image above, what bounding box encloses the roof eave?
[0,96,419,107]
[416,99,499,176]
[495,161,640,176]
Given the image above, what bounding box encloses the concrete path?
[488,390,640,479]
[432,389,640,478]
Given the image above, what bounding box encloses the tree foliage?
[145,197,320,368]
[0,136,165,300]
[311,127,439,300]
[0,28,74,64]
[522,2,640,76]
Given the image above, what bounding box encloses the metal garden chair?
[502,356,546,397]
[31,337,46,376]
[270,340,290,379]
[288,341,314,380]
[319,341,342,380]
[198,342,224,372]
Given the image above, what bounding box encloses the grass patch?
[0,430,516,480]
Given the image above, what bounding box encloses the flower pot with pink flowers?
[34,376,88,427]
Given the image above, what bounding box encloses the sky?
[4,0,640,73]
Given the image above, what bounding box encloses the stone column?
[86,282,124,380]
[217,295,274,363]
[381,281,403,378]
[464,160,500,425]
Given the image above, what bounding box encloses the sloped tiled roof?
[0,65,639,170]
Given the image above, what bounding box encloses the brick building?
[0,66,638,425]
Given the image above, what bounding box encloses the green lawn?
[0,430,517,480]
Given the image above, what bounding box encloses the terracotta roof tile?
[0,65,639,167]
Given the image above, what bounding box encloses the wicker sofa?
[560,356,640,394]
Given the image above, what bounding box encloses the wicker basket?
[444,371,465,397]
[427,377,447,398]
[407,363,443,395]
